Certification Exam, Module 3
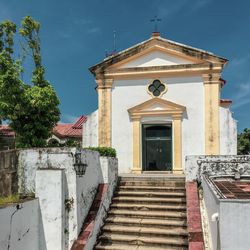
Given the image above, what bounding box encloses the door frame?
[128,98,185,174]
[142,123,173,171]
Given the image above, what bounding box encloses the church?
[83,31,237,174]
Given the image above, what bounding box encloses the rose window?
[148,79,166,97]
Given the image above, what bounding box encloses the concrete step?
[105,216,187,228]
[118,180,185,187]
[115,190,186,198]
[102,224,188,238]
[95,243,187,250]
[108,209,186,220]
[98,233,188,247]
[110,203,186,211]
[119,174,185,181]
[112,196,186,205]
[117,185,186,192]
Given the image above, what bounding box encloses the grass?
[0,194,20,206]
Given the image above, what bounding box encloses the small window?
[148,79,167,97]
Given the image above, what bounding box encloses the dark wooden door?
[142,124,172,171]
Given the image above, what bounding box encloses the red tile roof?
[53,115,87,138]
[0,115,87,139]
[0,125,15,137]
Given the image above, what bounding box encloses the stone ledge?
[186,181,204,249]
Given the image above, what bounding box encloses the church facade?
[84,32,237,174]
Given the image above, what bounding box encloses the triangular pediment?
[115,46,197,69]
[90,34,227,75]
[128,98,186,119]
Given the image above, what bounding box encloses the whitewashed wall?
[220,106,237,155]
[202,176,250,250]
[84,157,118,250]
[112,76,204,173]
[82,110,98,147]
[0,199,40,250]
[16,148,118,250]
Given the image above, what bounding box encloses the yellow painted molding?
[97,79,113,147]
[173,117,183,173]
[128,97,186,120]
[129,98,185,173]
[104,63,223,80]
[132,119,141,173]
[203,74,220,155]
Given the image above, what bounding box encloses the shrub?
[87,147,116,157]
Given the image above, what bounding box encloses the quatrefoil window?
[148,79,167,97]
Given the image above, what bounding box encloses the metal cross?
[150,15,162,32]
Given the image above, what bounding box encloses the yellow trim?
[97,79,113,147]
[104,63,224,80]
[203,74,220,155]
[129,98,185,174]
[173,116,182,173]
[147,79,168,98]
[132,118,141,174]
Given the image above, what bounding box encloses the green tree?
[238,128,250,155]
[0,17,60,148]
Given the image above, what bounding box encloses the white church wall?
[112,76,204,173]
[82,109,98,147]
[119,50,193,68]
[220,106,237,155]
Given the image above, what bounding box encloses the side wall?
[17,148,103,249]
[220,106,237,155]
[82,110,98,147]
[0,199,40,250]
[112,76,204,173]
[202,177,220,250]
[220,201,250,250]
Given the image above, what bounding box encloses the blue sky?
[0,0,249,131]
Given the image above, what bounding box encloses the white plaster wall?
[112,76,204,173]
[220,106,237,155]
[17,148,103,249]
[0,199,40,250]
[202,177,219,250]
[202,176,250,250]
[75,150,102,240]
[82,110,98,147]
[84,157,118,250]
[120,51,193,68]
[36,169,65,250]
[220,201,250,250]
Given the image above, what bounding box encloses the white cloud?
[87,27,101,34]
[157,0,212,19]
[190,0,212,12]
[232,82,250,109]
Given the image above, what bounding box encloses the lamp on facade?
[73,149,87,177]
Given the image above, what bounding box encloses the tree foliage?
[238,128,250,155]
[0,16,60,148]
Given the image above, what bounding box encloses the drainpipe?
[212,212,220,250]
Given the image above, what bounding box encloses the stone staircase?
[95,174,188,250]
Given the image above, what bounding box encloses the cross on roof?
[150,15,162,32]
